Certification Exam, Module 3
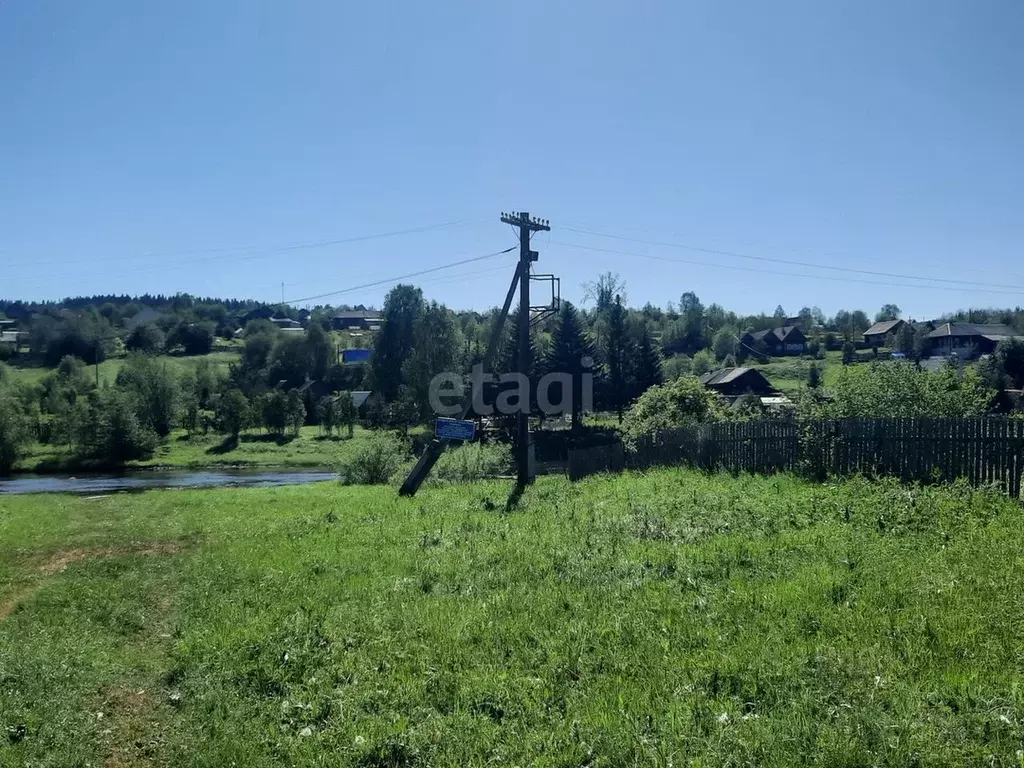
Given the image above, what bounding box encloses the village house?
[1,304,31,321]
[699,367,777,398]
[331,310,382,331]
[239,306,277,325]
[740,326,806,356]
[699,367,792,411]
[923,322,1017,359]
[862,319,905,347]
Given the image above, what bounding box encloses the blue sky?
[2,1,1022,319]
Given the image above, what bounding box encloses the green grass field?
[1,469,1022,766]
[5,349,241,388]
[757,351,843,395]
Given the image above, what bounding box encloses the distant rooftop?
[925,322,1016,341]
[699,367,756,386]
[332,309,381,320]
[863,319,903,337]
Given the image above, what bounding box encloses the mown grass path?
[1,471,1022,766]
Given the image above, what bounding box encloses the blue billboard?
[342,348,371,364]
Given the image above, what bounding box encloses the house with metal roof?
[923,323,1017,359]
[331,310,382,331]
[862,319,905,347]
[739,326,806,356]
[698,367,777,398]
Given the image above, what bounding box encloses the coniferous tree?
[546,301,595,431]
[604,295,632,422]
[633,322,663,397]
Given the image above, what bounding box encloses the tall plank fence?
[567,418,1024,498]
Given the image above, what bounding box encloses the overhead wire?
[16,218,479,271]
[283,261,518,307]
[282,246,517,305]
[550,240,1024,298]
[560,225,1024,292]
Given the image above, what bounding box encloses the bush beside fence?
[568,418,1024,498]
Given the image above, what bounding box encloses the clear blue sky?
[2,1,1022,319]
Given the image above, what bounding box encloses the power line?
[285,262,518,305]
[561,221,1024,283]
[413,262,518,288]
[551,240,1024,297]
[561,225,1024,293]
[13,218,478,272]
[282,246,517,305]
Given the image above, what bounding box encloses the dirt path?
[0,540,187,621]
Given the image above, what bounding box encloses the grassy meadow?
[757,351,843,395]
[1,469,1023,765]
[5,348,241,389]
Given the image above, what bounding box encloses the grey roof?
[699,367,757,387]
[333,309,381,320]
[925,322,1017,341]
[863,319,903,337]
[748,325,803,343]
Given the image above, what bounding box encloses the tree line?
[3,277,1023,475]
[4,283,1024,372]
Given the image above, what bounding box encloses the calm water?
[0,467,337,495]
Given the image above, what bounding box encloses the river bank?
[0,466,337,495]
[12,425,374,475]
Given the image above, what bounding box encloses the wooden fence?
[569,418,1024,498]
[567,442,625,481]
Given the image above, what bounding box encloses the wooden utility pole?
[398,252,523,496]
[397,210,550,497]
[500,211,550,485]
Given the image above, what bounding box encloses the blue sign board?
[435,417,475,441]
[342,348,371,364]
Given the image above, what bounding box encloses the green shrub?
[0,388,31,475]
[260,390,288,434]
[125,323,164,354]
[338,431,410,485]
[215,389,251,438]
[115,354,178,437]
[811,361,992,419]
[432,442,512,484]
[621,375,724,447]
[661,354,690,380]
[74,389,157,464]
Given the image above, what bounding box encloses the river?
[0,467,337,495]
